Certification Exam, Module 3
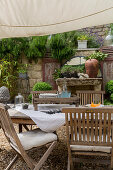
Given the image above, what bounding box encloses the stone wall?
[78,24,110,45]
[18,55,43,99]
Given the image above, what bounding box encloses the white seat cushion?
[18,128,57,150]
[70,145,112,153]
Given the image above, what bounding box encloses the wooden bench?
[32,91,80,111]
[76,90,105,106]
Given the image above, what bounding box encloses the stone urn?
[85,59,99,78]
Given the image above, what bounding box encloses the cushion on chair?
[18,128,57,150]
[70,145,112,153]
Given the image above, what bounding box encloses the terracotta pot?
[85,59,99,78]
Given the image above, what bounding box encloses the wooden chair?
[62,107,113,170]
[32,91,79,111]
[0,104,57,170]
[76,90,105,106]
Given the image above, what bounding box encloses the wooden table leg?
[19,124,22,133]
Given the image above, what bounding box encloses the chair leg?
[67,156,70,170]
[5,154,18,170]
[34,141,57,170]
[111,156,113,169]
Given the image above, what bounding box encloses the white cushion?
[18,128,57,150]
[70,145,112,153]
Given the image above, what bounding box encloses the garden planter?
[19,73,28,79]
[85,59,99,78]
[78,40,87,49]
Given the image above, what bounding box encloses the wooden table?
[9,108,35,132]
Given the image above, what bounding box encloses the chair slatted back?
[76,91,105,105]
[62,107,113,147]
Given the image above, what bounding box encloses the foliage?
[81,27,104,47]
[53,68,61,80]
[85,52,108,62]
[105,80,113,94]
[24,36,48,62]
[77,35,88,41]
[104,99,113,105]
[17,64,30,73]
[52,65,85,80]
[87,36,100,48]
[61,65,85,73]
[32,82,52,91]
[28,81,52,103]
[0,58,17,99]
[110,23,113,35]
[110,93,113,102]
[0,38,25,61]
[48,33,75,63]
[28,94,32,103]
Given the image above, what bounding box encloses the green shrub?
[28,94,32,103]
[110,93,113,102]
[105,80,113,94]
[104,99,113,105]
[28,82,52,103]
[33,82,52,91]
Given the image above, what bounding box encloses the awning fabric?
[0,0,113,38]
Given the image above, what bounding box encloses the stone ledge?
[76,48,99,51]
[56,78,102,86]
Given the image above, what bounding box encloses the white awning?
[0,0,113,38]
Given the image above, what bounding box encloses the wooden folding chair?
[76,90,105,106]
[62,107,113,170]
[0,104,57,170]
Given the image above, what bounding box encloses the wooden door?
[42,58,60,89]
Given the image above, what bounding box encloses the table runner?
[14,104,74,132]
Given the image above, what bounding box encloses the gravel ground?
[0,125,111,170]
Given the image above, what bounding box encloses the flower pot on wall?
[78,40,87,49]
[19,73,28,79]
[85,59,99,78]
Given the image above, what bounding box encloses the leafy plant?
[28,82,52,103]
[0,38,25,61]
[24,36,48,62]
[77,35,88,41]
[0,58,18,99]
[52,65,85,79]
[48,33,75,63]
[28,94,32,103]
[33,82,52,91]
[104,99,113,105]
[110,93,113,102]
[61,65,85,73]
[17,64,30,73]
[53,68,61,80]
[85,52,108,62]
[105,80,113,94]
[87,36,100,48]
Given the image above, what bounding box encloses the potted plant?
[77,35,88,49]
[17,64,29,79]
[85,52,108,78]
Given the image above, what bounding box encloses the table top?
[9,104,67,132]
[9,104,113,132]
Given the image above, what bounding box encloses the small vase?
[85,59,99,78]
